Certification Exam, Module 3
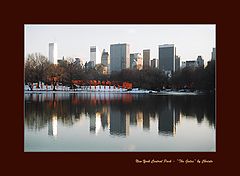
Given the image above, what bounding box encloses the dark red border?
[2,0,238,174]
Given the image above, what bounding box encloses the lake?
[24,93,215,152]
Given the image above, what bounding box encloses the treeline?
[24,53,108,86]
[25,53,215,91]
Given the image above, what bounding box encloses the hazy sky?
[24,24,215,64]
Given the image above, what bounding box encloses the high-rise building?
[159,44,176,72]
[197,56,204,67]
[49,43,58,64]
[101,49,110,74]
[143,49,150,69]
[211,48,216,61]
[90,46,101,66]
[150,58,159,68]
[130,53,143,70]
[181,56,204,69]
[85,61,95,69]
[185,60,198,68]
[110,43,130,73]
[181,61,186,69]
[175,55,181,71]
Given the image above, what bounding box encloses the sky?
[24,24,216,65]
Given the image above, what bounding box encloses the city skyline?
[24,24,216,64]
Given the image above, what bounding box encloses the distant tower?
[90,46,101,66]
[151,58,159,68]
[110,43,130,73]
[197,56,204,67]
[143,49,150,69]
[175,55,181,71]
[211,48,216,61]
[49,43,58,64]
[101,49,110,74]
[159,44,176,72]
[130,53,143,70]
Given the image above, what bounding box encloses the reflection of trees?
[25,93,215,132]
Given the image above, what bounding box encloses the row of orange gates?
[28,80,133,90]
[72,80,133,89]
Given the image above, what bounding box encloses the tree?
[25,53,50,87]
[46,64,64,90]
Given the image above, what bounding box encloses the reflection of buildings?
[26,93,215,140]
[143,112,150,130]
[101,106,110,130]
[110,109,130,136]
[95,112,102,134]
[130,112,137,125]
[136,112,143,128]
[48,115,58,136]
[89,107,110,135]
[175,108,181,124]
[129,111,150,131]
[158,108,176,136]
[89,114,96,134]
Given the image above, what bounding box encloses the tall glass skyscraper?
[110,43,130,73]
[159,44,176,72]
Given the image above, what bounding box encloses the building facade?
[159,44,176,72]
[143,49,150,69]
[90,46,101,66]
[101,49,110,74]
[130,53,143,70]
[150,58,159,68]
[110,43,130,73]
[197,56,204,67]
[211,47,216,61]
[49,43,58,64]
[175,55,181,71]
[186,60,198,68]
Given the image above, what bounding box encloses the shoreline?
[24,90,204,96]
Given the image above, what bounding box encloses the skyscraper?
[130,53,143,70]
[211,47,216,61]
[49,43,58,64]
[159,44,176,72]
[151,58,159,68]
[197,56,204,67]
[175,55,180,71]
[101,49,110,74]
[90,46,101,66]
[143,49,150,69]
[110,43,130,72]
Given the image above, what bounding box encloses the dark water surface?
[24,93,215,152]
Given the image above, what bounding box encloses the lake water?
[24,93,215,152]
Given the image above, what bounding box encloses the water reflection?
[25,93,215,137]
[48,115,57,136]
